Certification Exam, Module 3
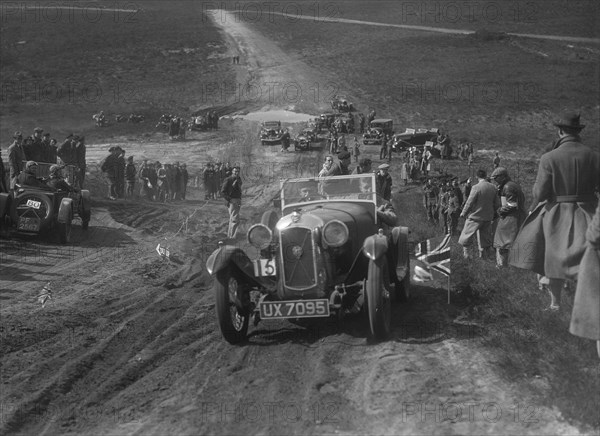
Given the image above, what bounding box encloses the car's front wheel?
[366,257,391,340]
[215,266,249,344]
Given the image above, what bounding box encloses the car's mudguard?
[205,244,258,284]
[391,226,410,281]
[0,193,11,219]
[57,197,73,223]
[362,232,388,261]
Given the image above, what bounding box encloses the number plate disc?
[17,217,41,232]
[259,299,330,319]
[253,258,276,277]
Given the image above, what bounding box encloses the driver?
[298,181,322,202]
[47,164,78,192]
[15,161,52,190]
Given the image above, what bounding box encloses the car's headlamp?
[247,224,272,249]
[322,220,349,248]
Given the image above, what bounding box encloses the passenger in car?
[47,165,78,193]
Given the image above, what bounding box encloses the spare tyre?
[10,192,54,230]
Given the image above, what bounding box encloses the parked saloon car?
[0,163,91,243]
[363,119,393,145]
[260,121,284,145]
[391,128,439,152]
[206,173,411,344]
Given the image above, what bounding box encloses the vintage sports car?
[363,119,393,145]
[206,173,411,344]
[331,95,355,113]
[391,128,439,152]
[260,121,284,145]
[0,163,91,243]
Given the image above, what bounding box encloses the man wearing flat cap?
[333,150,352,176]
[375,163,393,201]
[491,167,526,268]
[510,112,600,311]
[8,132,26,189]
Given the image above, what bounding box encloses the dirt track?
[0,9,587,436]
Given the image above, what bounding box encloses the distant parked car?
[260,121,284,145]
[205,173,411,344]
[363,119,393,145]
[391,128,439,152]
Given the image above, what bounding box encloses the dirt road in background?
[0,8,586,436]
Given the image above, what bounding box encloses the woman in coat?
[509,113,600,310]
[569,201,600,357]
[492,167,526,268]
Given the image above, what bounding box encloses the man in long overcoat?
[509,113,600,310]
[491,167,526,267]
[569,201,600,356]
[8,132,25,189]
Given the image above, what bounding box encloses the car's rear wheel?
[58,219,72,244]
[366,257,391,340]
[215,266,249,344]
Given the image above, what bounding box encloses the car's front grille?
[280,227,316,290]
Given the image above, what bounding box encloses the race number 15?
[254,258,276,277]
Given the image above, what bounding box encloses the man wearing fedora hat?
[510,112,600,311]
[8,132,26,189]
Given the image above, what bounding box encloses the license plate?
[253,258,276,277]
[17,217,41,232]
[260,299,330,319]
[26,199,41,209]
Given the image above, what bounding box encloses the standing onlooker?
[400,159,408,186]
[100,147,120,200]
[203,163,214,199]
[462,178,472,205]
[491,167,526,268]
[352,136,361,163]
[458,169,501,259]
[116,147,126,198]
[421,147,432,176]
[48,139,58,165]
[221,166,242,238]
[375,163,392,201]
[139,160,156,201]
[493,152,501,169]
[8,131,25,189]
[423,179,439,224]
[446,188,461,236]
[0,149,8,193]
[509,113,599,310]
[379,135,388,160]
[125,156,137,197]
[180,163,189,200]
[569,202,600,357]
